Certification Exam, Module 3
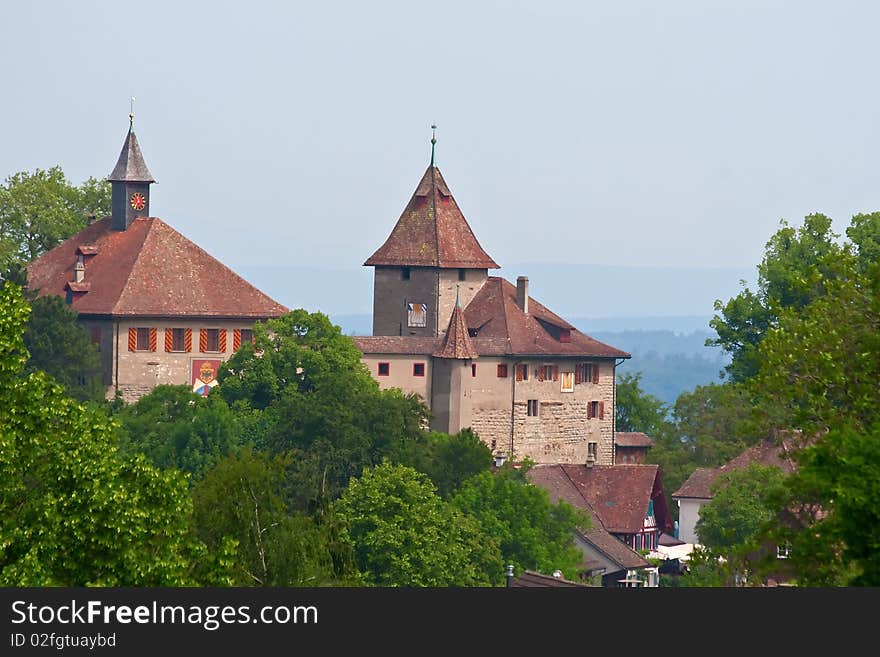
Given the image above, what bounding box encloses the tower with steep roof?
[109,114,155,231]
[364,133,498,338]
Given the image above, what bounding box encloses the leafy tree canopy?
[0,166,110,271]
[451,467,589,580]
[398,428,493,498]
[0,284,226,585]
[332,462,503,586]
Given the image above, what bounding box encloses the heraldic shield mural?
[192,359,222,396]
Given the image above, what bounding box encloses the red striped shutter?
[185,328,192,352]
[592,365,599,385]
[128,328,137,351]
[538,367,545,382]
[516,365,523,382]
[233,329,241,351]
[599,401,605,420]
[164,329,173,352]
[218,329,227,352]
[200,329,208,353]
[149,328,157,352]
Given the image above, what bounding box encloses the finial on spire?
[455,283,461,308]
[129,96,136,131]
[430,123,437,166]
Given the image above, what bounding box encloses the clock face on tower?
[130,192,146,212]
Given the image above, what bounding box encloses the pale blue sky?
[2,1,878,316]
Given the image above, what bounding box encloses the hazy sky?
[2,1,878,301]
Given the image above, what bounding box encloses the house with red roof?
[27,120,288,402]
[354,139,631,465]
[527,463,672,586]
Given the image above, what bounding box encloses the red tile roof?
[464,277,630,358]
[352,336,442,355]
[528,464,664,534]
[364,166,499,269]
[672,437,799,500]
[27,216,288,319]
[615,432,654,448]
[434,303,478,359]
[509,570,593,587]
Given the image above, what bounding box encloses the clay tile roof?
[509,571,592,587]
[352,336,442,355]
[581,528,649,570]
[65,281,91,292]
[434,303,478,359]
[77,244,99,255]
[528,464,662,534]
[364,166,499,269]
[615,432,654,448]
[463,277,630,358]
[108,130,155,182]
[27,216,288,319]
[671,437,800,500]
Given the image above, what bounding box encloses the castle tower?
[430,289,479,434]
[364,134,498,337]
[109,115,155,231]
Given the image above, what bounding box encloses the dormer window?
[402,267,411,280]
[559,328,571,343]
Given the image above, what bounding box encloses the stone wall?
[372,266,439,337]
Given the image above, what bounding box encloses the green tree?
[695,463,787,556]
[332,462,503,586]
[615,371,670,435]
[708,213,844,382]
[219,309,430,509]
[399,428,493,498]
[116,384,245,481]
[193,449,360,586]
[0,283,225,585]
[0,166,110,271]
[22,294,103,402]
[451,467,588,580]
[770,425,880,586]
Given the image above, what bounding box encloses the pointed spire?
[430,124,437,167]
[455,283,461,308]
[109,119,155,183]
[434,300,478,359]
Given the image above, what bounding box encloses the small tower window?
[413,362,425,377]
[402,267,411,280]
[378,362,390,376]
[458,268,466,281]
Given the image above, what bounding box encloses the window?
[378,362,390,376]
[515,364,529,381]
[413,362,425,377]
[777,544,791,560]
[402,267,411,280]
[527,399,539,416]
[587,401,604,419]
[90,327,101,351]
[136,327,151,351]
[497,363,508,378]
[575,363,598,385]
[471,363,477,377]
[538,365,558,382]
[559,328,571,343]
[458,268,466,281]
[561,371,574,392]
[587,442,598,461]
[205,328,221,352]
[171,328,186,352]
[407,302,427,327]
[240,328,254,344]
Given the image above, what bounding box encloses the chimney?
[516,276,529,314]
[74,256,85,283]
[506,564,515,587]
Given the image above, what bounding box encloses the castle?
[354,141,632,465]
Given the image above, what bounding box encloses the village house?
[353,140,631,465]
[527,463,672,587]
[26,120,288,402]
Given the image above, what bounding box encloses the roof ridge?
[558,464,607,531]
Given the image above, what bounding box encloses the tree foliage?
[116,384,245,482]
[332,462,503,586]
[451,467,588,580]
[398,428,493,498]
[0,284,225,585]
[0,166,110,271]
[22,293,103,402]
[192,449,360,586]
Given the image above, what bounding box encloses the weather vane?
[129,96,136,129]
[431,123,437,166]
